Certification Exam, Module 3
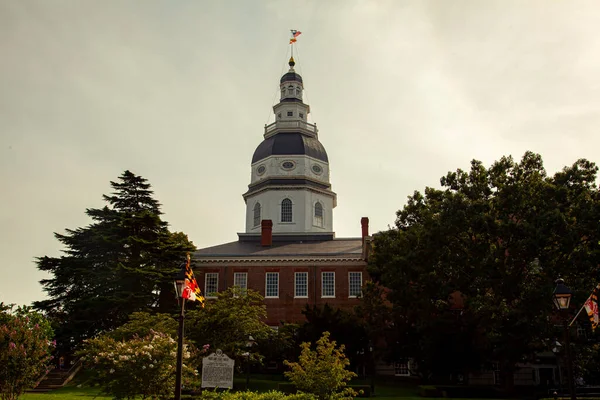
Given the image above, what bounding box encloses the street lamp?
[173,268,187,400]
[368,340,375,395]
[245,335,256,390]
[553,278,575,400]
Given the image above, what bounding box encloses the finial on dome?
[289,56,295,68]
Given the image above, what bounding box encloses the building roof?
[194,238,363,261]
[280,71,303,84]
[251,132,329,164]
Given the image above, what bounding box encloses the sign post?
[201,350,235,389]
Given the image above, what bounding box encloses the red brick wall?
[197,263,368,326]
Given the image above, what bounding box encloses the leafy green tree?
[186,287,271,362]
[0,304,54,400]
[369,152,600,388]
[298,305,368,371]
[284,332,357,400]
[34,171,195,352]
[106,312,178,341]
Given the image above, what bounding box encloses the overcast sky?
[2,0,600,307]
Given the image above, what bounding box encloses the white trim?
[265,272,279,298]
[205,272,218,299]
[348,271,363,298]
[394,360,411,377]
[294,272,309,298]
[321,271,335,298]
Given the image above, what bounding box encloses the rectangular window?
[295,272,308,298]
[205,273,218,298]
[299,112,304,119]
[321,272,335,298]
[348,272,363,298]
[265,272,279,298]
[394,361,410,376]
[287,111,293,116]
[234,272,248,295]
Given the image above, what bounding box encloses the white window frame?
[313,202,324,227]
[205,273,218,298]
[253,203,261,227]
[233,272,248,295]
[348,272,363,298]
[321,272,335,298]
[295,272,308,298]
[281,198,293,223]
[265,272,279,298]
[394,360,411,377]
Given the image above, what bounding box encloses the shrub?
[0,304,54,400]
[284,332,357,400]
[195,391,316,399]
[79,330,200,399]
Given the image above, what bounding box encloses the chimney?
[361,217,369,241]
[261,219,273,246]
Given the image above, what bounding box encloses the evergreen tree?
[34,171,195,352]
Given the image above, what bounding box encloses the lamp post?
[245,335,256,390]
[368,340,375,395]
[173,269,187,400]
[552,340,563,396]
[553,278,575,400]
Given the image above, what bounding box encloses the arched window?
[253,203,261,227]
[296,87,301,96]
[281,198,292,222]
[314,202,323,227]
[281,88,285,98]
[288,85,294,95]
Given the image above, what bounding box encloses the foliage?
[369,152,600,386]
[257,323,300,371]
[78,330,203,400]
[299,305,368,369]
[187,287,271,364]
[33,171,196,352]
[196,391,316,400]
[284,332,357,400]
[106,312,178,341]
[0,304,54,400]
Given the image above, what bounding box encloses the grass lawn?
[20,375,509,400]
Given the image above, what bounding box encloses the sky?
[1,0,600,307]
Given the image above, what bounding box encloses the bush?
[0,304,54,400]
[195,390,316,399]
[79,330,201,399]
[284,332,357,400]
[348,385,370,398]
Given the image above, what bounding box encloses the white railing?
[264,120,318,136]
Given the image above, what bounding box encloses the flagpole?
[568,301,586,327]
[174,297,186,400]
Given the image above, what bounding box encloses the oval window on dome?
[257,165,266,175]
[312,164,323,174]
[281,161,295,170]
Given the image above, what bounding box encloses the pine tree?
[33,171,195,352]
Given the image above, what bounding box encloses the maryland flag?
[584,283,600,331]
[182,253,205,306]
[290,30,302,44]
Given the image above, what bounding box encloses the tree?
[105,312,178,341]
[186,287,272,363]
[298,304,368,372]
[0,304,54,400]
[369,152,600,387]
[284,331,357,400]
[34,171,196,352]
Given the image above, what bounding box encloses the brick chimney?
[261,220,273,246]
[361,217,369,241]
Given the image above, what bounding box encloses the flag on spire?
[290,30,302,44]
[182,253,205,306]
[584,283,599,330]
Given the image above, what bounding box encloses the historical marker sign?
[201,349,235,389]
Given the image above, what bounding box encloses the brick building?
[193,56,370,325]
